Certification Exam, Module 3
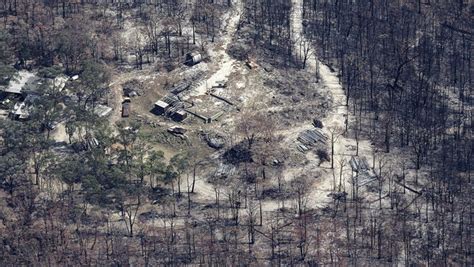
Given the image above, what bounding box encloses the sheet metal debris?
[297,129,328,150]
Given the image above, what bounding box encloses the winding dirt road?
[289,0,374,208]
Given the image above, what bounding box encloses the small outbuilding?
[185,52,202,66]
[154,100,169,115]
[170,108,187,122]
[122,98,131,117]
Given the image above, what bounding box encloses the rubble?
[245,58,258,69]
[170,81,191,95]
[167,126,187,135]
[349,156,377,187]
[93,104,113,117]
[167,126,188,140]
[72,136,100,152]
[349,156,370,172]
[214,163,236,179]
[297,129,328,147]
[203,132,226,149]
[122,79,144,97]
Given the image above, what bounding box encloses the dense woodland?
[299,0,472,265]
[245,0,472,264]
[0,0,472,266]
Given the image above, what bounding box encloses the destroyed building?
[1,70,41,96]
[297,129,328,152]
[170,81,192,95]
[93,104,113,117]
[10,94,40,120]
[349,156,377,187]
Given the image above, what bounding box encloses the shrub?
[313,119,324,128]
[316,149,330,165]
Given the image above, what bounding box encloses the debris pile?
[349,156,377,187]
[167,126,187,138]
[93,104,113,118]
[203,132,226,149]
[349,156,370,172]
[122,79,143,97]
[297,129,328,152]
[170,81,192,95]
[211,80,227,89]
[214,163,236,179]
[72,136,100,152]
[245,58,258,69]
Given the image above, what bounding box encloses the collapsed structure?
[349,156,377,187]
[297,128,328,152]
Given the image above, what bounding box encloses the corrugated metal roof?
[154,100,169,108]
[3,71,40,94]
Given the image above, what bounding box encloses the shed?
[122,98,131,117]
[170,109,187,122]
[185,52,202,66]
[154,100,169,115]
